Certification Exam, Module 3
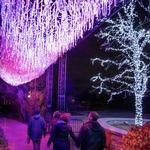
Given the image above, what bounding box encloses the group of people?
[27,110,106,150]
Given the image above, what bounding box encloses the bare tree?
[91,0,150,126]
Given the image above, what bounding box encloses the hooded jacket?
[49,120,76,150]
[77,121,106,150]
[28,114,46,141]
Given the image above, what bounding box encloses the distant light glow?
[27,94,31,98]
[0,0,120,86]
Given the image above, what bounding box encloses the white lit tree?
[91,0,150,126]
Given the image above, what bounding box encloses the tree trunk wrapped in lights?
[91,0,150,126]
[0,0,120,86]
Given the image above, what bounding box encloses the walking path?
[0,118,50,150]
[0,118,80,150]
[0,112,149,150]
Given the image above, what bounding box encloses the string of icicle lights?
[0,0,121,86]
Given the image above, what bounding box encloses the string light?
[0,0,120,86]
[91,0,150,126]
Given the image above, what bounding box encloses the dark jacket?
[28,114,46,141]
[47,120,76,150]
[77,121,106,150]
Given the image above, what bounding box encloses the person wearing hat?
[76,111,106,150]
[47,112,76,150]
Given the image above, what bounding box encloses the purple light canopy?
[0,0,121,86]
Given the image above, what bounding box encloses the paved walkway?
[0,118,78,150]
[0,118,49,150]
[0,112,149,150]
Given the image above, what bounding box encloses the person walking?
[76,111,106,150]
[27,108,46,150]
[47,112,77,150]
[47,110,61,146]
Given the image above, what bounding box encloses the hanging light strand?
[0,0,120,86]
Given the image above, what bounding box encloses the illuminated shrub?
[121,123,150,150]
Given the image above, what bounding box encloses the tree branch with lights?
[91,0,150,126]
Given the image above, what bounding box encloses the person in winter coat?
[27,109,46,150]
[47,110,61,146]
[76,111,106,150]
[47,112,77,150]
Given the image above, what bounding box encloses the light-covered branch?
[91,0,150,125]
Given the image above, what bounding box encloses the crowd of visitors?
[27,109,106,150]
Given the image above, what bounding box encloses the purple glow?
[0,0,120,86]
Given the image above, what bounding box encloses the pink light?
[0,0,119,86]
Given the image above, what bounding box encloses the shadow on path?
[0,118,51,150]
